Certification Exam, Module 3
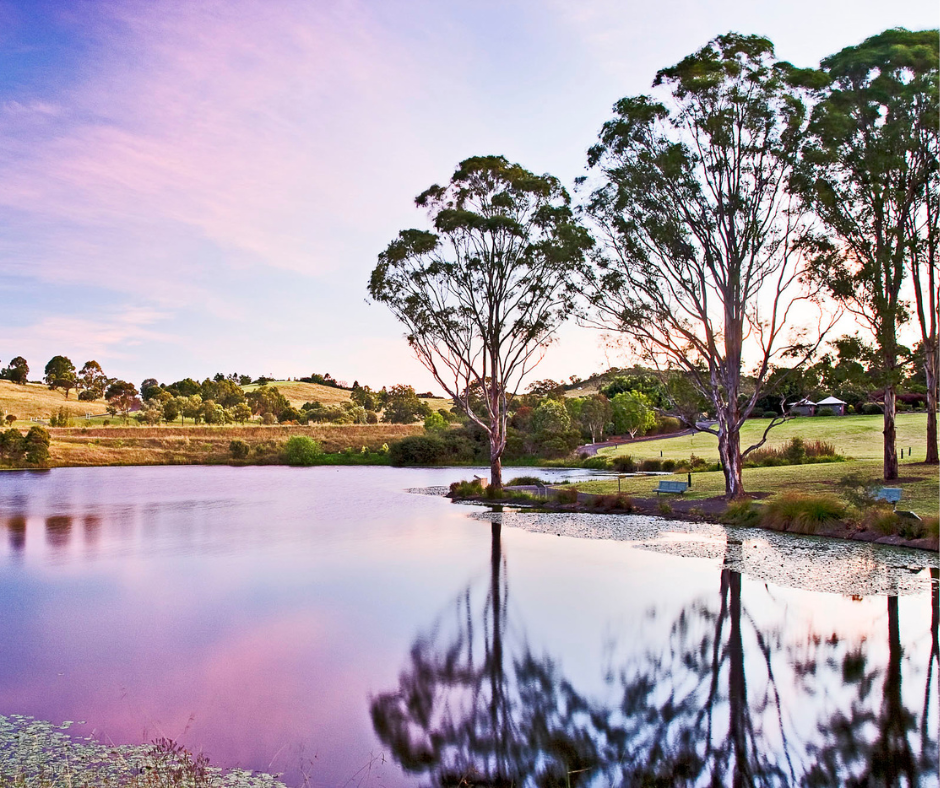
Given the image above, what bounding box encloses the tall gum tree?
[794,28,939,476]
[369,156,591,489]
[581,34,832,499]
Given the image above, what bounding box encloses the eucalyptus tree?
[581,34,831,499]
[794,28,939,476]
[369,155,591,489]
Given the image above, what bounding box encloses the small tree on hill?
[105,380,139,423]
[78,361,109,400]
[382,385,430,424]
[1,357,29,385]
[44,356,77,398]
[611,391,656,439]
[369,155,592,488]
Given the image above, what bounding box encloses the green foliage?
[578,394,611,442]
[382,385,430,424]
[0,428,26,462]
[423,410,447,433]
[610,391,656,438]
[388,435,447,465]
[581,455,612,470]
[612,455,637,473]
[44,356,77,397]
[449,478,486,498]
[229,439,250,460]
[282,436,322,466]
[246,386,289,418]
[601,374,666,406]
[640,458,662,472]
[721,500,761,527]
[761,493,846,534]
[77,360,108,400]
[49,407,74,428]
[24,426,50,466]
[506,475,545,486]
[1,356,29,385]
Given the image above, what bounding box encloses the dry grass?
[241,380,352,407]
[0,381,108,421]
[43,423,423,466]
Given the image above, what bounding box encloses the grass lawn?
[577,461,938,518]
[583,413,939,518]
[599,413,932,463]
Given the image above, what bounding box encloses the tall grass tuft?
[761,493,846,534]
[721,499,761,527]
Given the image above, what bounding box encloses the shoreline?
[448,486,940,553]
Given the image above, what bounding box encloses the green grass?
[598,413,931,463]
[577,460,939,518]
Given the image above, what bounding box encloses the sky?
[0,0,937,392]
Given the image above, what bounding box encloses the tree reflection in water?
[371,525,938,787]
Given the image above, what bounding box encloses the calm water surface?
[0,466,937,786]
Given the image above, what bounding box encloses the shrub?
[450,479,486,498]
[861,403,883,416]
[24,426,51,466]
[78,389,98,401]
[229,439,250,460]
[282,436,322,466]
[278,406,304,424]
[661,459,676,471]
[581,455,611,470]
[49,407,75,427]
[261,412,277,425]
[722,499,761,527]
[592,494,634,512]
[640,458,662,472]
[761,493,845,534]
[925,516,939,539]
[612,455,637,473]
[657,500,673,516]
[654,416,682,435]
[538,436,572,459]
[816,406,835,417]
[0,428,26,462]
[388,435,447,466]
[507,476,545,486]
[554,487,578,504]
[762,410,779,418]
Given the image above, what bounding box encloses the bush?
[657,500,673,516]
[282,436,322,466]
[78,389,98,401]
[816,407,835,417]
[581,456,611,470]
[449,479,486,498]
[49,407,75,428]
[507,476,545,486]
[612,455,637,473]
[591,494,634,512]
[538,436,572,459]
[722,499,761,527]
[762,410,779,418]
[229,439,250,460]
[278,406,304,424]
[24,426,51,466]
[640,458,663,472]
[388,435,448,466]
[761,493,845,534]
[654,416,682,435]
[861,403,883,416]
[261,412,277,425]
[554,487,579,504]
[661,459,676,472]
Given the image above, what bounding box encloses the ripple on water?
[471,509,937,597]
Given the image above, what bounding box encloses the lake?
[0,465,937,786]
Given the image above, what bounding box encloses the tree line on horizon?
[369,27,939,496]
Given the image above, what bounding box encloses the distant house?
[789,398,816,417]
[816,395,847,416]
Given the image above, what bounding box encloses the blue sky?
[0,0,937,390]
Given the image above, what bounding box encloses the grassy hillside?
[46,424,422,466]
[579,413,939,517]
[598,413,930,462]
[241,380,352,407]
[0,380,108,422]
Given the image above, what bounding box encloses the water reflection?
[45,515,72,550]
[4,515,25,554]
[372,523,939,787]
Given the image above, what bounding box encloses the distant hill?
[0,380,108,422]
[241,380,352,407]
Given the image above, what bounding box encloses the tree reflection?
[371,526,937,787]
